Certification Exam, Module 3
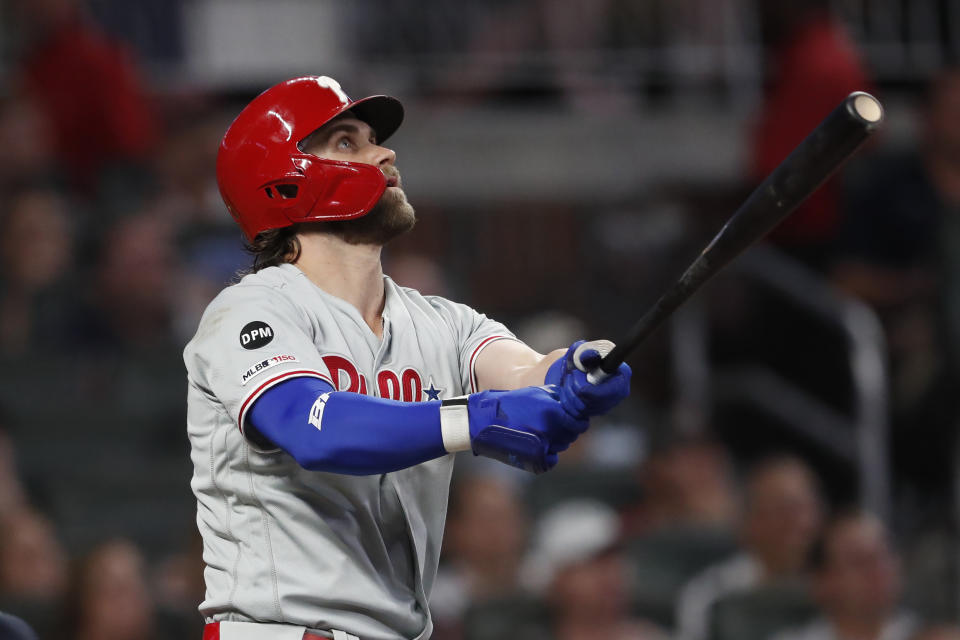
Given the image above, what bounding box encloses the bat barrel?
[599,92,883,374]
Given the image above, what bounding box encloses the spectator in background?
[431,475,530,637]
[0,424,28,517]
[159,106,254,342]
[149,106,226,226]
[676,456,824,640]
[0,507,69,636]
[153,529,205,640]
[514,312,588,358]
[751,0,871,269]
[435,0,626,110]
[525,500,666,640]
[622,437,739,536]
[0,186,77,356]
[0,612,38,640]
[832,66,960,502]
[78,214,178,353]
[58,539,156,640]
[386,253,452,298]
[10,0,159,193]
[911,626,960,640]
[772,511,918,640]
[0,96,59,192]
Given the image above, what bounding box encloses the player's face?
[301,115,394,164]
[299,114,415,246]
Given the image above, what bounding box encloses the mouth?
[385,175,400,188]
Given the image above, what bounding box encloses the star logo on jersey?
[424,378,443,401]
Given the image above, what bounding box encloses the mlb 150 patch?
[241,354,299,385]
[240,321,274,349]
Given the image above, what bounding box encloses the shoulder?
[385,277,476,318]
[186,267,312,355]
[202,267,304,319]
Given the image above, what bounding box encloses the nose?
[372,143,396,168]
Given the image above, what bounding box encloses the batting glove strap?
[459,387,589,474]
[439,396,472,453]
[471,424,554,474]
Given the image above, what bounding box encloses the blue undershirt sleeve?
[247,376,449,475]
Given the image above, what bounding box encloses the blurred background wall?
[0,1,958,639]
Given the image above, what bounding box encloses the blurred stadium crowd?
[0,0,960,638]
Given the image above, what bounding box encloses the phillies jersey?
[183,263,514,640]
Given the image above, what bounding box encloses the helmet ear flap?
[291,156,387,222]
[259,182,301,202]
[256,172,318,224]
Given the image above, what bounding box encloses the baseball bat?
[595,91,884,381]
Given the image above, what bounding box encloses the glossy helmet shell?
[216,76,404,241]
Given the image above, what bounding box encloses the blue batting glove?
[545,339,632,418]
[466,386,589,474]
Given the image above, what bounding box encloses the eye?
[336,136,352,150]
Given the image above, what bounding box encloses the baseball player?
[184,76,632,640]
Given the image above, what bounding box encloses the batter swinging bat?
[594,91,884,382]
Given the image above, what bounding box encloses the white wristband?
[440,396,471,453]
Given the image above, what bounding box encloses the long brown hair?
[245,225,302,273]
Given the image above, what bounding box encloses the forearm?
[516,348,567,387]
[474,340,566,390]
[247,375,586,475]
[248,377,451,475]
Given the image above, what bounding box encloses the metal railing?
[670,245,891,522]
[833,0,960,79]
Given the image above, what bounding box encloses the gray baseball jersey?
[183,263,515,640]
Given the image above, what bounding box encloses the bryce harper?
[184,75,632,640]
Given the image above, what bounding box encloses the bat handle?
[598,340,630,377]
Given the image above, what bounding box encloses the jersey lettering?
[376,368,425,401]
[322,354,368,395]
[323,357,428,402]
[401,369,423,403]
[377,369,401,401]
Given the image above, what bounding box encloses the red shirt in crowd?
[751,12,872,250]
[20,19,159,190]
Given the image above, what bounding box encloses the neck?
[293,232,386,337]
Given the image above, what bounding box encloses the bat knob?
[848,92,884,125]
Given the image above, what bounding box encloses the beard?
[319,183,416,246]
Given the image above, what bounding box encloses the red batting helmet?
[216,76,404,241]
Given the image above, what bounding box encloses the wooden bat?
[594,92,884,382]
